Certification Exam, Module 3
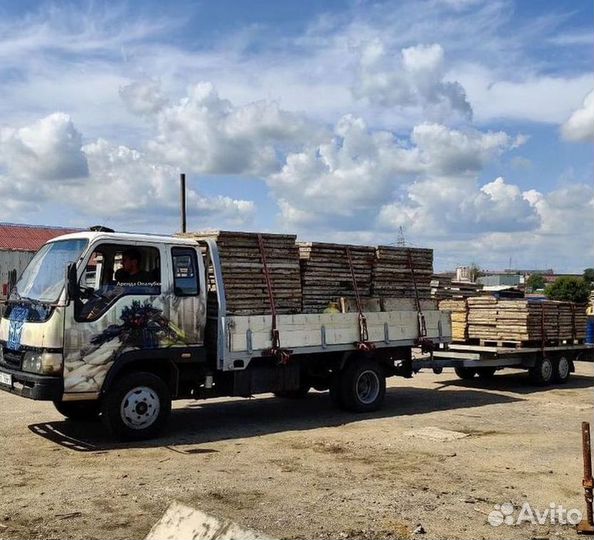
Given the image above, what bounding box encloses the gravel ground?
[0,362,592,540]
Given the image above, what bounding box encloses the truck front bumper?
[0,365,63,401]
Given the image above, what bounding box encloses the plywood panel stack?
[298,242,376,313]
[182,231,302,316]
[465,298,587,343]
[438,299,468,341]
[431,275,453,300]
[449,281,483,298]
[372,247,433,299]
[467,296,498,339]
[573,304,588,340]
[494,300,559,341]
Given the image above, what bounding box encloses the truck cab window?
[76,244,161,321]
[172,248,199,296]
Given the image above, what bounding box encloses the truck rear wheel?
[553,355,571,384]
[101,372,171,441]
[53,400,100,422]
[529,356,554,386]
[454,366,476,380]
[337,360,386,413]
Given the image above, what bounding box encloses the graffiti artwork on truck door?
[64,299,189,393]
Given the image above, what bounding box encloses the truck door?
[62,242,187,396]
[167,246,206,345]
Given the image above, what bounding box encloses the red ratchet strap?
[407,248,428,340]
[345,247,375,352]
[257,234,291,364]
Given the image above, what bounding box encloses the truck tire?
[529,356,554,386]
[553,355,571,384]
[101,372,171,441]
[454,366,476,380]
[477,367,497,379]
[53,400,100,422]
[337,360,386,413]
[273,385,310,399]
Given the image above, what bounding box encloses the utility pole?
[180,173,187,233]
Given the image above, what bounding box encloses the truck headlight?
[22,351,63,375]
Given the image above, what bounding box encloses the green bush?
[545,277,590,304]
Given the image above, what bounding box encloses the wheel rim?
[541,359,553,381]
[120,386,160,430]
[356,370,380,405]
[557,356,570,379]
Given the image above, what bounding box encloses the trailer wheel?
[553,355,571,384]
[338,360,386,413]
[53,400,100,422]
[101,372,171,441]
[529,356,554,386]
[477,367,497,379]
[454,366,477,380]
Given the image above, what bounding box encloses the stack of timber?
[431,275,453,300]
[466,298,587,344]
[466,296,498,339]
[438,299,468,341]
[298,242,375,313]
[449,281,483,298]
[372,247,433,300]
[182,231,302,316]
[572,304,587,340]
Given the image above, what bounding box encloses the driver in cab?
[116,249,152,285]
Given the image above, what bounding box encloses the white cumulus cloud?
[0,112,88,181]
[353,41,472,121]
[147,82,326,176]
[561,90,594,142]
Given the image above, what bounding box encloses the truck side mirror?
[66,263,78,302]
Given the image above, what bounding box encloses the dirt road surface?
[0,362,592,540]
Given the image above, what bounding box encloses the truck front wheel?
[53,400,100,422]
[337,360,386,413]
[101,372,171,441]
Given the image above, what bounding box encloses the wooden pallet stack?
[494,300,559,342]
[372,247,433,299]
[298,242,375,313]
[466,296,498,340]
[449,281,483,298]
[465,298,587,344]
[182,231,302,316]
[573,304,587,340]
[438,299,468,341]
[431,275,453,300]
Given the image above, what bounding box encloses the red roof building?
[0,223,81,252]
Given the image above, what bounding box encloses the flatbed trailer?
[417,342,593,385]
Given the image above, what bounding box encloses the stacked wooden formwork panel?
[298,242,375,313]
[465,298,587,344]
[182,231,302,316]
[438,299,468,341]
[372,247,433,300]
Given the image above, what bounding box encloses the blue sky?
[0,0,592,272]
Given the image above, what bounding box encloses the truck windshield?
[12,239,88,304]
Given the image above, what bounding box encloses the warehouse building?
[0,223,80,298]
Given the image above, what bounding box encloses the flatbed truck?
[0,230,451,440]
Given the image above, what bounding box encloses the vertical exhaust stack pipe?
[180,173,187,233]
